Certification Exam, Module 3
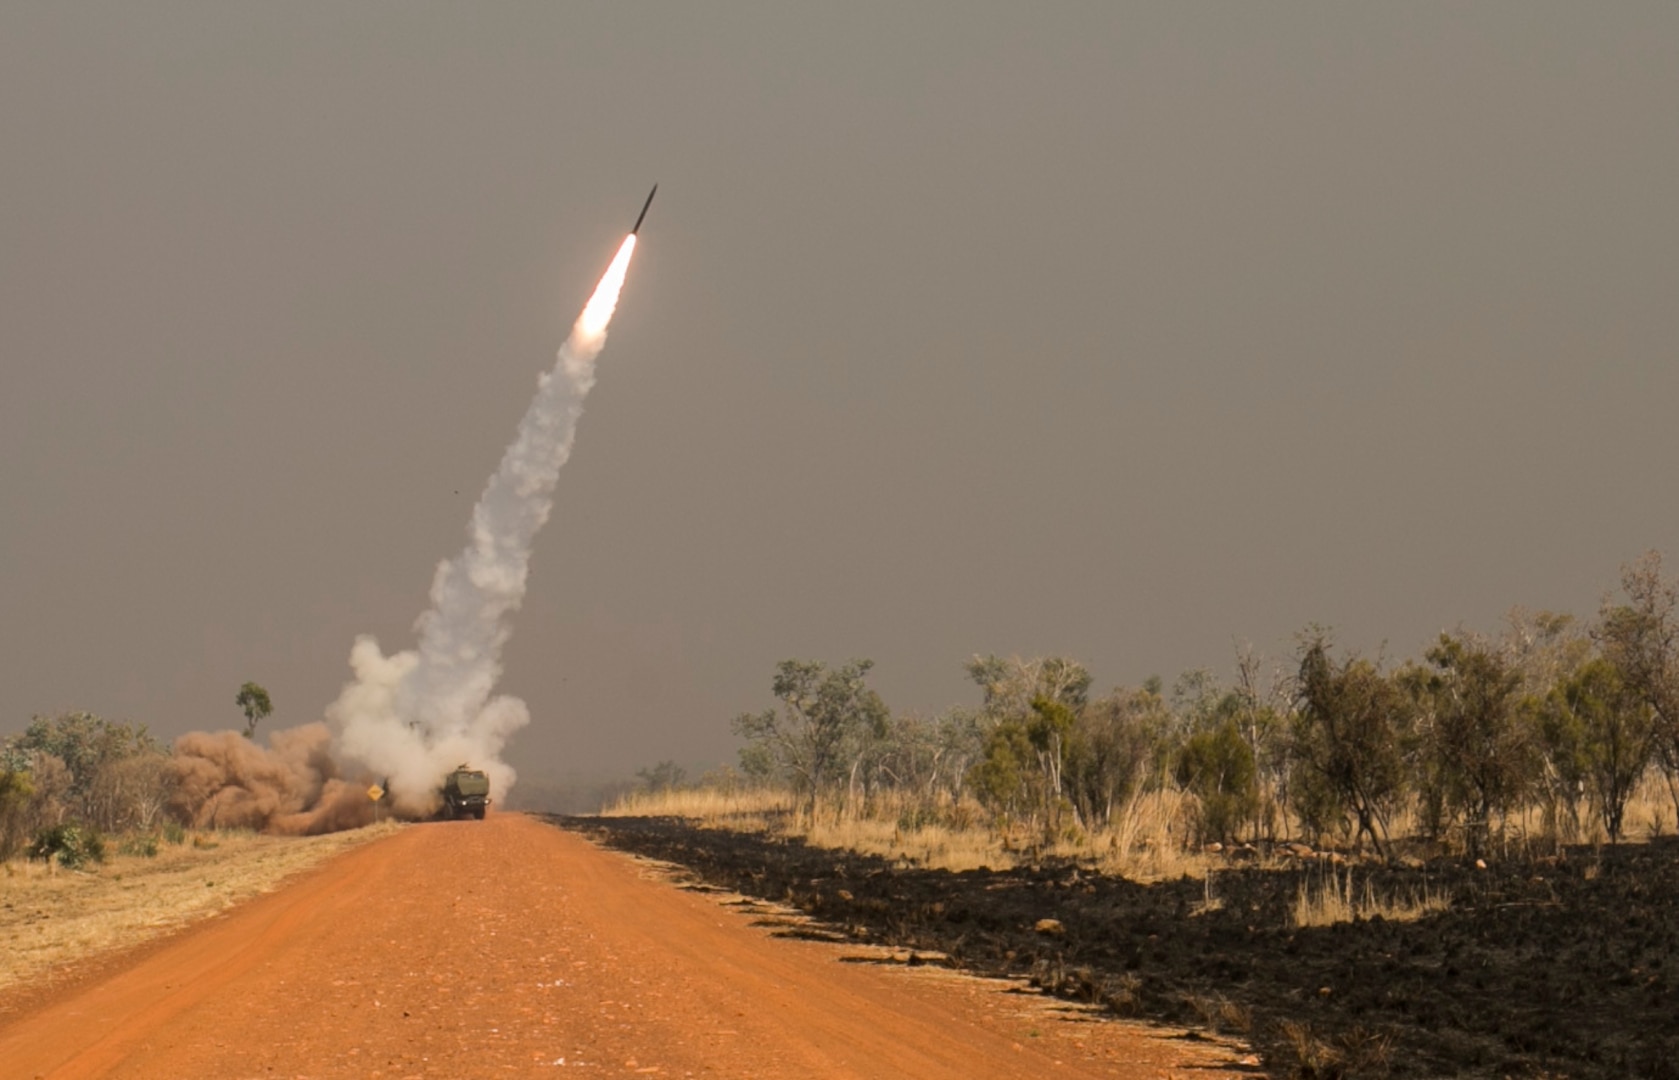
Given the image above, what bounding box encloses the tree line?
[1,681,274,863]
[0,712,171,863]
[727,552,1679,858]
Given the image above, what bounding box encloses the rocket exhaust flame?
[578,234,637,341]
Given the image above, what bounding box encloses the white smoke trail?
[328,235,640,813]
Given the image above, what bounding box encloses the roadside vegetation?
[1,711,176,866]
[1,682,288,865]
[0,683,396,991]
[613,552,1679,898]
[0,822,400,994]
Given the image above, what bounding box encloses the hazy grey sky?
[4,4,1676,782]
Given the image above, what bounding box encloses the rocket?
[632,185,657,234]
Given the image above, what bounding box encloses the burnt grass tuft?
[552,816,1679,1079]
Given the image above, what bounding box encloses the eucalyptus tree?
[1291,633,1411,858]
[1232,644,1295,843]
[1408,633,1532,857]
[1063,686,1161,828]
[964,654,1092,720]
[1544,658,1654,843]
[1503,609,1594,835]
[964,655,1091,833]
[3,712,167,833]
[731,659,889,813]
[1175,714,1259,844]
[236,681,273,740]
[1596,552,1679,822]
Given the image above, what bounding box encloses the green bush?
[118,832,160,858]
[1176,718,1259,844]
[163,821,186,845]
[28,823,107,869]
[1,765,36,862]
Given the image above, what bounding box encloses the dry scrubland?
[0,707,405,994]
[0,822,401,994]
[609,776,1674,926]
[596,556,1679,1077]
[606,553,1679,936]
[607,786,1249,881]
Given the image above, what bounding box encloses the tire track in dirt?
[0,814,1256,1078]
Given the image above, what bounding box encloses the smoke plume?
[326,235,641,815]
[163,236,641,830]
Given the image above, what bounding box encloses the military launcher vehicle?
[440,765,490,820]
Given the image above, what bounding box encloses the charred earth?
[554,816,1679,1079]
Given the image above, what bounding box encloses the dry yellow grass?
[603,785,794,829]
[1291,865,1450,928]
[804,815,1009,873]
[0,822,403,993]
[604,785,1230,881]
[1493,772,1675,851]
[605,771,1679,887]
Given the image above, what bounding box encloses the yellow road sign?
[367,784,384,802]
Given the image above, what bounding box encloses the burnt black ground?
[552,816,1679,1079]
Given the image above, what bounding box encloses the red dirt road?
[0,815,1255,1078]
